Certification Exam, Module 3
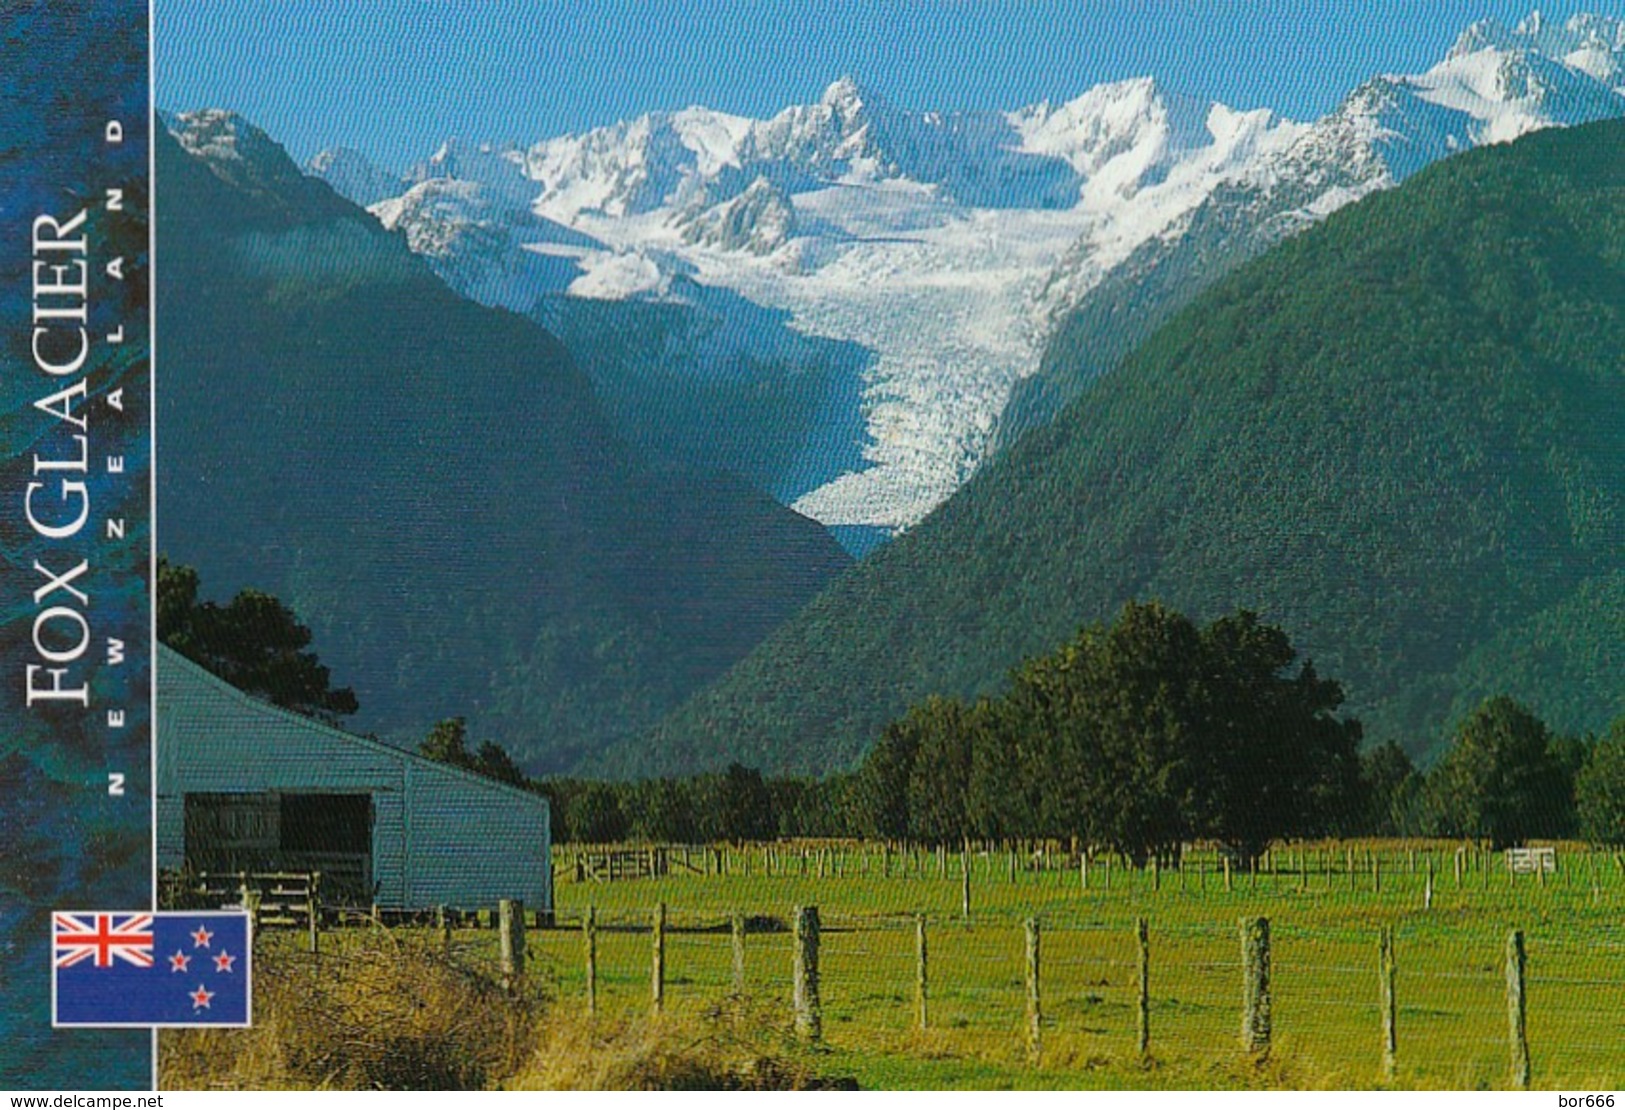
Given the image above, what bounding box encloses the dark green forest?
[537,604,1625,856]
[632,118,1625,778]
[154,119,849,773]
[160,565,1625,855]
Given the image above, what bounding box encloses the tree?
[420,717,474,768]
[1355,741,1418,837]
[853,711,923,840]
[1428,697,1572,848]
[1576,716,1625,846]
[158,556,358,723]
[903,697,977,846]
[567,782,629,843]
[1196,613,1364,861]
[418,717,527,788]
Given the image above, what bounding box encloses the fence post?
[1080,852,1089,891]
[1506,929,1529,1089]
[1373,855,1381,893]
[652,901,666,1015]
[1240,917,1271,1057]
[961,851,972,919]
[731,911,746,996]
[307,874,321,954]
[793,905,821,1040]
[1009,848,1017,884]
[437,903,450,955]
[1151,856,1160,893]
[1380,925,1397,1080]
[499,899,526,995]
[1136,916,1150,1058]
[1024,917,1042,1066]
[1424,861,1434,910]
[584,904,598,1015]
[1223,856,1232,893]
[1455,849,1463,889]
[916,914,929,1031]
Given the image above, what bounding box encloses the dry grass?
[509,999,855,1090]
[159,927,855,1091]
[160,926,544,1090]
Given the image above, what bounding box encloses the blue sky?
[157,0,1620,170]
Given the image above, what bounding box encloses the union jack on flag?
[52,910,251,1027]
[52,913,155,969]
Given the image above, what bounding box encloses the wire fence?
[361,901,1622,1090]
[230,839,1625,1089]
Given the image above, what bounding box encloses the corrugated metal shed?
[156,646,551,911]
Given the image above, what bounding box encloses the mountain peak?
[1448,17,1516,58]
[308,146,404,208]
[820,75,875,117]
[1517,8,1546,36]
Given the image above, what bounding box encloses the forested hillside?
[631,119,1625,777]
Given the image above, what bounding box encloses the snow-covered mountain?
[1002,13,1625,445]
[309,11,1625,534]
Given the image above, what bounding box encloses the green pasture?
[241,841,1624,1090]
[534,841,1624,1089]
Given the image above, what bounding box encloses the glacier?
[305,12,1625,535]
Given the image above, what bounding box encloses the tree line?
[158,562,1625,856]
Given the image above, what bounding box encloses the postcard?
[4,0,1623,1093]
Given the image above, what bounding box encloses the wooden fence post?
[916,914,929,1031]
[1380,925,1397,1080]
[1151,856,1160,892]
[1136,917,1150,1058]
[1506,929,1529,1089]
[499,898,526,995]
[307,873,321,954]
[793,905,821,1040]
[652,901,666,1015]
[1455,849,1463,889]
[1080,852,1089,892]
[1223,856,1232,893]
[1240,917,1271,1057]
[1424,861,1434,910]
[437,903,450,955]
[961,851,972,919]
[584,905,598,1016]
[731,911,746,996]
[1024,917,1042,1066]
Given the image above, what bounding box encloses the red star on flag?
[190,984,214,1011]
[191,924,213,948]
[213,950,236,973]
[168,950,191,973]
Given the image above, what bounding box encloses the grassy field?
[164,841,1625,1090]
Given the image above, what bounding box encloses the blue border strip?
[0,0,153,1089]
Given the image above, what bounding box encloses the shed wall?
[157,650,549,910]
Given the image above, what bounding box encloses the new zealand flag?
[52,911,252,1027]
